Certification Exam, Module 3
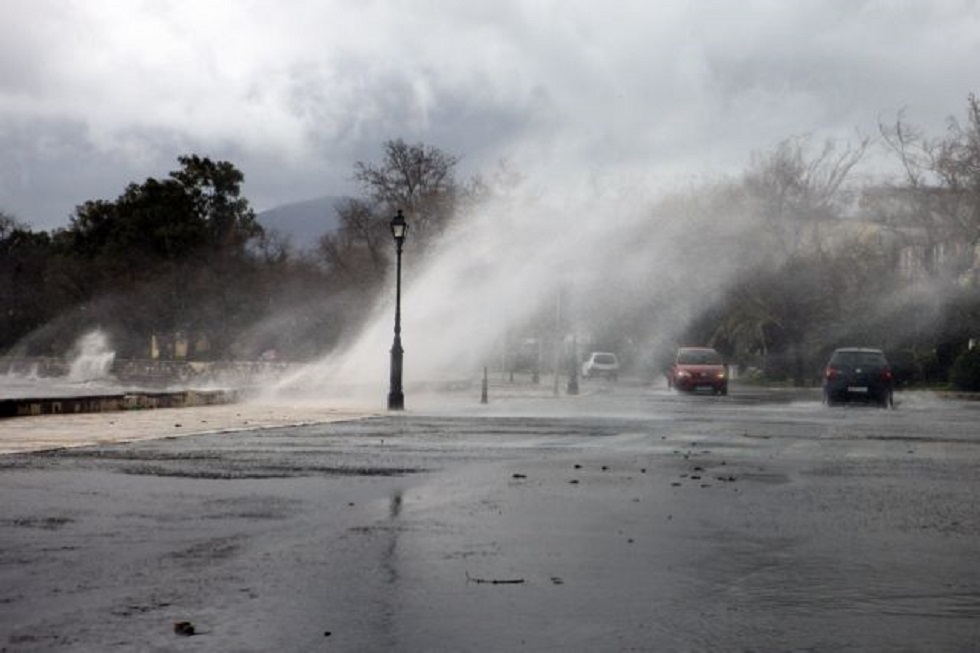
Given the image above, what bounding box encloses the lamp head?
[390,209,408,242]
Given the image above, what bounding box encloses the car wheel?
[720,385,728,396]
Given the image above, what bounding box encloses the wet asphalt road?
[2,381,980,652]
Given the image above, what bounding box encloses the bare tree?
[731,136,870,384]
[353,139,460,247]
[744,135,870,257]
[879,94,980,280]
[316,197,389,285]
[933,94,980,253]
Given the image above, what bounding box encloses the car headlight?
[677,370,691,378]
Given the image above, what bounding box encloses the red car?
[667,347,728,395]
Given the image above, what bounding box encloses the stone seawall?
[0,358,297,386]
[0,389,240,419]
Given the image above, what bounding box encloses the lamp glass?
[390,212,407,240]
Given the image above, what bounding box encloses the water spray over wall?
[272,178,766,401]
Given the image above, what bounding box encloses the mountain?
[256,195,346,250]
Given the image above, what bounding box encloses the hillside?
[256,196,346,250]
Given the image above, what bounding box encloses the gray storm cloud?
[2,1,977,228]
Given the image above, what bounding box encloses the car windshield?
[677,349,722,365]
[832,350,887,366]
[593,354,616,365]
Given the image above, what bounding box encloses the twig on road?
[466,571,525,585]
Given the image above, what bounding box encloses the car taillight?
[881,368,893,382]
[825,366,839,380]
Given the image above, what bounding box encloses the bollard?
[481,366,489,404]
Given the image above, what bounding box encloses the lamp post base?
[388,339,404,411]
[387,392,404,411]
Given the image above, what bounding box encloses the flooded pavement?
[2,382,980,651]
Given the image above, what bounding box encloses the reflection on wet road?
[2,383,979,651]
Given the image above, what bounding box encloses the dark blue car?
[823,347,894,408]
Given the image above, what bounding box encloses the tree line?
[620,95,980,387]
[0,142,475,362]
[2,97,980,388]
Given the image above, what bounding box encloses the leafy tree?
[61,156,264,358]
[0,214,52,352]
[169,154,262,251]
[950,346,980,391]
[69,155,261,266]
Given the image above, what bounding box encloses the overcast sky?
[2,0,978,231]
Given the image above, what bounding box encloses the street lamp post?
[387,210,407,410]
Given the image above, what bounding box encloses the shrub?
[949,347,980,392]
